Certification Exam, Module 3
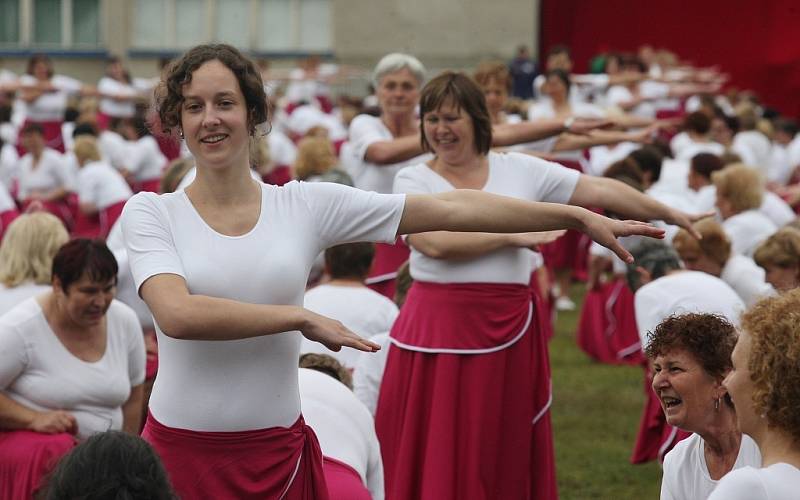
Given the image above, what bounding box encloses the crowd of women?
[0,41,798,499]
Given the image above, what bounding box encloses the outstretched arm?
[398,190,664,262]
[568,175,713,238]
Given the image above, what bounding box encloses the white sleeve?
[606,86,631,108]
[76,169,99,205]
[122,305,146,386]
[353,333,391,416]
[523,156,580,204]
[634,287,662,349]
[297,181,405,248]
[366,431,385,500]
[53,75,83,94]
[51,154,73,189]
[120,193,187,293]
[659,450,678,500]
[349,116,386,161]
[0,322,27,389]
[707,468,768,500]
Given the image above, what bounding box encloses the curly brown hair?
[645,313,737,381]
[740,289,800,441]
[153,44,269,136]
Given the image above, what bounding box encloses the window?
[131,0,332,53]
[0,0,20,44]
[0,0,102,48]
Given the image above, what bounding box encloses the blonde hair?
[712,163,764,213]
[672,219,731,268]
[473,60,512,92]
[741,289,800,441]
[72,135,101,165]
[753,227,800,270]
[159,157,194,194]
[293,136,337,180]
[249,136,271,171]
[0,213,69,287]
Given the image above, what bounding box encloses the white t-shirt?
[525,99,606,158]
[286,105,347,141]
[587,142,640,177]
[768,144,793,185]
[268,130,297,167]
[707,463,800,500]
[98,130,129,172]
[97,77,137,118]
[674,141,725,163]
[606,85,657,119]
[722,210,778,257]
[635,271,745,349]
[394,152,579,284]
[0,181,15,213]
[0,282,49,317]
[0,143,19,191]
[174,166,261,192]
[760,192,795,228]
[112,249,154,331]
[346,114,431,194]
[670,132,692,160]
[0,298,145,440]
[300,284,398,370]
[17,148,70,200]
[720,255,775,307]
[124,135,166,182]
[17,74,82,122]
[660,433,761,500]
[120,181,405,431]
[732,131,772,174]
[353,332,392,416]
[298,368,384,499]
[77,160,132,210]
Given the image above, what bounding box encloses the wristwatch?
[563,116,575,132]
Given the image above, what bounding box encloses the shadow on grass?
[550,285,662,500]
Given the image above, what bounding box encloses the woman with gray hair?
[627,239,745,463]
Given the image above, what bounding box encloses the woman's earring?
[714,398,720,411]
[179,128,184,140]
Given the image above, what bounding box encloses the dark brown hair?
[26,53,53,78]
[419,71,492,155]
[690,153,724,181]
[52,239,118,291]
[324,242,375,280]
[154,44,269,136]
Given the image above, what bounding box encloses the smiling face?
[652,348,726,432]
[180,59,250,172]
[723,331,760,437]
[376,67,420,119]
[422,99,478,165]
[55,274,116,329]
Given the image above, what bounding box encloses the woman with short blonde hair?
[0,212,68,315]
[753,228,800,291]
[712,164,777,256]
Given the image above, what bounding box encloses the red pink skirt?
[141,412,329,500]
[0,430,76,499]
[322,456,371,500]
[577,278,644,365]
[365,238,410,300]
[375,281,556,500]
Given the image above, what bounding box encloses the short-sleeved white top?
[124,136,166,182]
[353,332,391,416]
[0,181,15,213]
[268,130,297,167]
[707,463,800,500]
[720,255,775,307]
[120,181,404,431]
[0,282,49,317]
[17,148,70,200]
[300,284,398,370]
[635,271,745,349]
[660,433,761,500]
[346,114,432,194]
[98,130,129,172]
[674,141,725,163]
[77,160,132,209]
[0,298,145,440]
[394,152,579,284]
[97,77,137,118]
[732,131,772,174]
[298,368,384,499]
[722,210,778,257]
[17,75,82,122]
[0,143,19,191]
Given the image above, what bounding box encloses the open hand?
[581,212,665,263]
[299,309,381,353]
[665,208,716,239]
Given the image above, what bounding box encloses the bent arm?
[364,135,423,165]
[407,232,518,260]
[121,384,144,434]
[0,393,77,434]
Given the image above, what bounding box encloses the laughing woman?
[121,45,665,500]
[645,314,761,500]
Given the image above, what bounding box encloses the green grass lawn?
[551,286,662,499]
